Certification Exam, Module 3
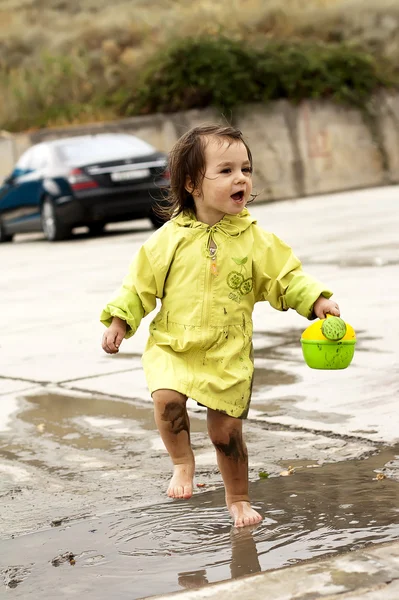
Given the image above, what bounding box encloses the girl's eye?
[220,167,252,174]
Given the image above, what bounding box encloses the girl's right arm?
[100,229,171,348]
[102,316,127,354]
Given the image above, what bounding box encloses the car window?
[30,145,50,170]
[55,136,156,165]
[14,145,49,174]
[15,148,35,171]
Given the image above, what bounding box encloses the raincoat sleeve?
[100,237,168,339]
[254,230,333,319]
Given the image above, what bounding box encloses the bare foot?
[229,502,263,528]
[167,464,194,499]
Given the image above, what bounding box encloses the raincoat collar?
[173,208,256,258]
[173,208,256,234]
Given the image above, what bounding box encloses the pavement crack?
[251,417,383,447]
[58,383,134,401]
[0,375,48,385]
[57,367,141,385]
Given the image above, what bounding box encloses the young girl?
[100,124,340,528]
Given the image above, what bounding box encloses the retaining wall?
[1,92,398,201]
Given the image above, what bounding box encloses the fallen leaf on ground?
[375,473,386,480]
[51,552,75,567]
[258,471,269,479]
[280,466,295,477]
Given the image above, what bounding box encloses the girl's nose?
[234,171,247,183]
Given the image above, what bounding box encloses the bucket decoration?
[301,314,356,370]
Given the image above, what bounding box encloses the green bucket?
[301,339,356,370]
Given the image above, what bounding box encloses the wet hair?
[157,124,253,220]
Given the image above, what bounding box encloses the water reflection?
[178,570,209,589]
[229,526,262,578]
[178,527,261,590]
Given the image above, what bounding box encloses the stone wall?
[1,92,398,201]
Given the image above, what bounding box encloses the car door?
[0,145,49,234]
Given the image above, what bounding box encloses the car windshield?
[55,136,156,165]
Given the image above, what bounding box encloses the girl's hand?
[102,317,127,354]
[313,296,340,319]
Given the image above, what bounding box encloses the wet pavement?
[1,447,399,597]
[1,186,399,598]
[0,387,374,539]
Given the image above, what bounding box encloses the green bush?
[1,53,98,131]
[0,35,396,132]
[124,36,395,116]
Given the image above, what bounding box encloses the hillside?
[1,0,398,131]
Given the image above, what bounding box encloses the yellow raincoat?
[100,209,332,418]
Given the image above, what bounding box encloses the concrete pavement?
[2,185,397,441]
[1,185,398,598]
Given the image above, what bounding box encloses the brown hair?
[157,124,253,220]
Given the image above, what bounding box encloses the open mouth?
[231,191,245,202]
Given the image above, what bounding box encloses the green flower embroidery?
[240,278,253,295]
[227,272,244,289]
[227,257,253,301]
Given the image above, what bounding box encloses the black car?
[0,133,170,242]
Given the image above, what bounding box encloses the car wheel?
[88,222,106,236]
[41,197,70,241]
[0,219,13,243]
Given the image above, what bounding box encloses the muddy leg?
[152,389,194,499]
[207,408,262,527]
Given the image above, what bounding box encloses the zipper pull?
[211,261,218,276]
[209,244,218,276]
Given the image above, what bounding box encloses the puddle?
[253,329,302,362]
[0,391,207,458]
[0,392,211,534]
[110,352,143,360]
[1,447,399,598]
[252,395,350,425]
[252,367,299,389]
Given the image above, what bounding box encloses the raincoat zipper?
[201,232,217,329]
[201,256,213,329]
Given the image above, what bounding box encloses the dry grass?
[2,0,399,69]
[1,0,399,130]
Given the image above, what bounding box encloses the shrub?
[0,52,112,131]
[124,36,395,116]
[0,34,396,132]
[123,37,260,115]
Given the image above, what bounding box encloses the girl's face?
[190,137,253,226]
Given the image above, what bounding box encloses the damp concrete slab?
[62,360,148,400]
[149,540,399,600]
[0,378,39,396]
[0,327,147,384]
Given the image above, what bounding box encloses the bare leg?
[152,389,195,499]
[207,408,262,528]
